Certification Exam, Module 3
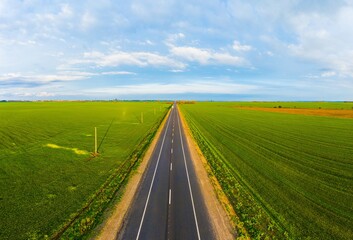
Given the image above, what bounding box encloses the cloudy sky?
[0,0,353,100]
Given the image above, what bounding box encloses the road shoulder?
[178,106,235,240]
[94,109,171,240]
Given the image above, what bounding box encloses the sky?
[0,0,353,100]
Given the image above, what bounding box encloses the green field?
[179,102,353,239]
[0,101,169,239]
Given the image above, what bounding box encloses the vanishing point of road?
[118,103,215,240]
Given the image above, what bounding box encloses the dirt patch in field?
[45,143,89,155]
[178,106,235,240]
[94,109,171,240]
[237,107,353,118]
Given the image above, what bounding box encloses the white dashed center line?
[169,189,172,205]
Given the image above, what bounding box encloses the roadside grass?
[179,102,353,240]
[0,101,169,239]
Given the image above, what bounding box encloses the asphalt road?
[118,103,215,240]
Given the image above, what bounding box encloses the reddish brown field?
[237,107,353,118]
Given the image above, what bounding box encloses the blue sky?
[0,0,352,100]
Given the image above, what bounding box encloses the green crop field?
[0,101,169,239]
[179,102,353,240]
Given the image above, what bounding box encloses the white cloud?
[36,91,55,97]
[170,46,211,64]
[9,91,55,98]
[266,51,274,56]
[80,11,96,30]
[101,71,136,75]
[84,81,258,95]
[35,3,73,24]
[0,37,37,46]
[0,72,91,83]
[288,4,353,77]
[0,0,352,101]
[170,45,247,66]
[321,71,336,78]
[74,50,186,69]
[0,86,58,98]
[143,40,154,45]
[32,74,88,82]
[166,33,186,44]
[305,71,337,79]
[130,0,175,22]
[212,53,245,66]
[71,45,248,70]
[0,73,21,80]
[233,40,253,52]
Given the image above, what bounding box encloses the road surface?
[118,103,215,240]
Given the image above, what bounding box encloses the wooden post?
[94,127,97,154]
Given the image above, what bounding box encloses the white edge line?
[135,108,172,240]
[169,189,172,205]
[177,109,201,240]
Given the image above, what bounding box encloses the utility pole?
[94,127,97,154]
